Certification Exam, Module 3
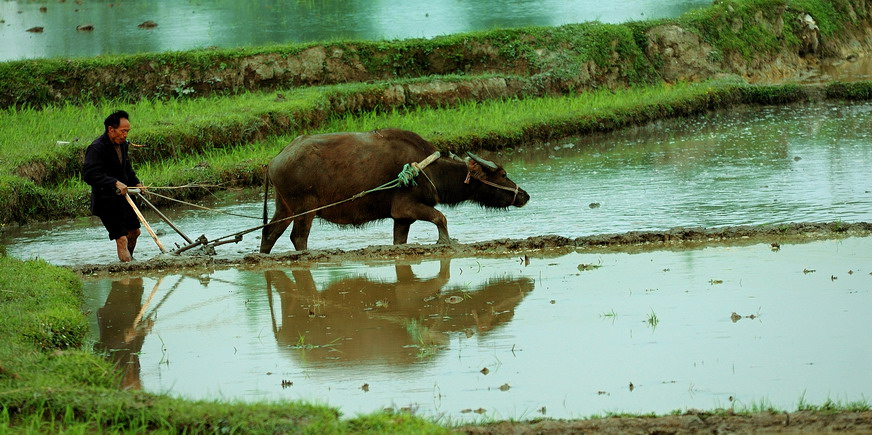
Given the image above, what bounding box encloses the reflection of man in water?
[95,278,151,390]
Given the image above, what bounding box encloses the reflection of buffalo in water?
[259,129,530,253]
[265,259,534,365]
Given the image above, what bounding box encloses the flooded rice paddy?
[3,100,872,420]
[4,101,872,265]
[82,238,872,421]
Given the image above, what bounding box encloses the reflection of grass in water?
[157,334,169,366]
[288,334,341,350]
[600,309,617,318]
[646,309,659,329]
[405,320,440,359]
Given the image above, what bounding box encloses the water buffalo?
[259,129,530,253]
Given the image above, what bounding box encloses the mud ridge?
[70,221,872,277]
[458,410,872,435]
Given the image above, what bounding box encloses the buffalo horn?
[467,152,498,170]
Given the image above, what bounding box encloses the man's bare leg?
[126,229,141,258]
[116,236,132,262]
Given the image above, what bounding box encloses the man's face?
[108,118,130,145]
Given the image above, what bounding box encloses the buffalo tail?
[262,165,270,225]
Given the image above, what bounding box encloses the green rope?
[396,163,420,187]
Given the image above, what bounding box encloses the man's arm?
[82,144,118,190]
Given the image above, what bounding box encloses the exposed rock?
[645,25,720,82]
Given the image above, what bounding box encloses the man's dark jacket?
[83,133,140,215]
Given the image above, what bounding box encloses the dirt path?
[71,221,872,277]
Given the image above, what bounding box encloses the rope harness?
[464,171,520,204]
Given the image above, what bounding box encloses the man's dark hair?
[103,110,130,134]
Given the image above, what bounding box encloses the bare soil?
[457,410,872,434]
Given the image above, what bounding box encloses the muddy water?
[81,237,872,421]
[3,100,872,265]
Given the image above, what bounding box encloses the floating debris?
[499,383,511,391]
[138,20,158,29]
[280,379,293,388]
[771,242,781,251]
[76,24,94,31]
[709,279,724,285]
[629,382,635,392]
[26,27,44,33]
[361,383,369,392]
[480,367,490,375]
[731,312,759,323]
[589,202,601,208]
[444,295,464,304]
[460,408,487,414]
[577,263,602,271]
[803,268,816,274]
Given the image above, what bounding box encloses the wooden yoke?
[412,151,441,171]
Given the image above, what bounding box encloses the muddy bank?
[70,221,872,277]
[458,410,872,435]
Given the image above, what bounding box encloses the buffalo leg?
[289,214,314,251]
[391,203,450,244]
[260,200,292,253]
[392,218,415,244]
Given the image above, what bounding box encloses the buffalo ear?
[467,158,478,170]
[467,152,498,171]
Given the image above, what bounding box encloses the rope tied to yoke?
[397,163,420,187]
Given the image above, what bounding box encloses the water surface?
[82,237,872,421]
[0,0,709,61]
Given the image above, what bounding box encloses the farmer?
[83,110,145,262]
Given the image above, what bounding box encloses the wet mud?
[71,221,872,277]
[458,410,872,435]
